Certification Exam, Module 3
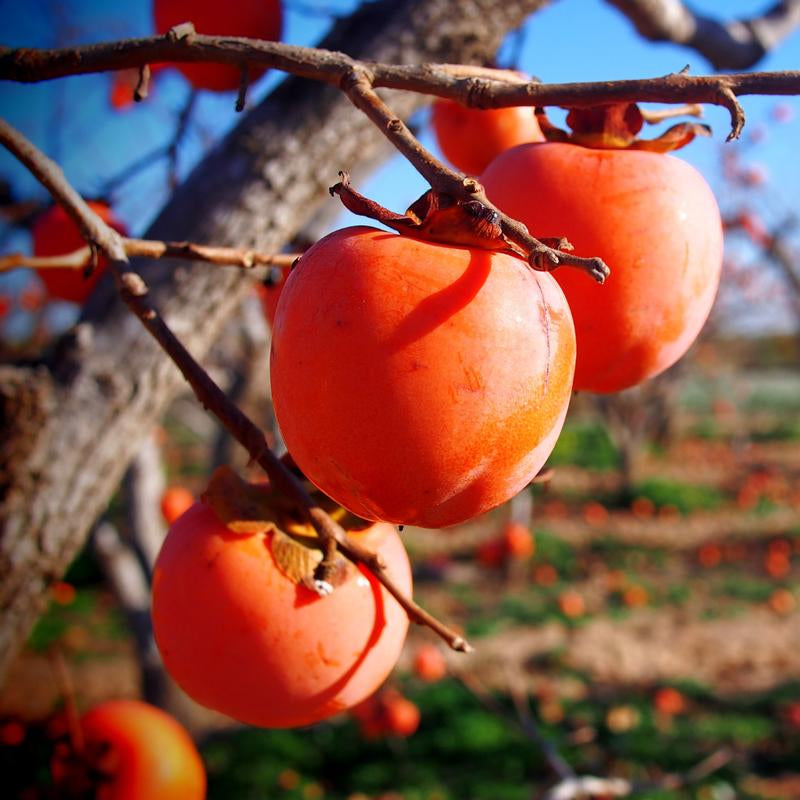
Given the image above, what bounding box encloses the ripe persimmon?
[31,202,127,304]
[160,486,195,524]
[502,521,535,559]
[270,226,575,528]
[412,643,447,682]
[432,100,544,175]
[482,142,723,392]
[382,692,421,737]
[153,0,282,92]
[50,699,205,800]
[152,501,411,728]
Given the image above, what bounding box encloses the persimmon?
[382,692,420,737]
[50,699,205,800]
[432,100,544,175]
[153,0,282,92]
[152,501,412,728]
[653,687,686,716]
[352,689,420,738]
[31,202,127,304]
[160,486,195,524]
[270,226,575,528]
[412,643,447,682]
[482,139,723,393]
[502,521,535,559]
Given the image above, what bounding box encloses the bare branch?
[607,0,800,70]
[0,237,299,273]
[1,34,800,143]
[340,71,609,280]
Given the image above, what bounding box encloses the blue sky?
[0,0,798,332]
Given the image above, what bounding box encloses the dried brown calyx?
[537,102,711,152]
[202,466,373,594]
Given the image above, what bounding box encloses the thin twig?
[2,33,799,137]
[0,117,471,654]
[340,69,609,280]
[0,237,300,272]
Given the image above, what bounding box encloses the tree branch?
[607,0,800,70]
[340,70,608,279]
[2,33,800,141]
[0,237,299,273]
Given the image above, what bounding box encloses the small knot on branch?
[339,66,374,94]
[120,270,149,297]
[167,22,196,42]
[462,177,481,194]
[387,118,403,132]
[464,76,494,109]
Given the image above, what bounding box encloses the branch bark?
[607,0,800,70]
[0,0,547,687]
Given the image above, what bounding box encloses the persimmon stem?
[340,72,610,282]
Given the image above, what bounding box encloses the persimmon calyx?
[329,171,520,254]
[537,103,711,152]
[201,466,357,593]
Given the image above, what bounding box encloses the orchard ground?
[2,335,799,799]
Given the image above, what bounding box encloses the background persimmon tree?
[1,0,800,796]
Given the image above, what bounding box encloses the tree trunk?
[0,0,547,686]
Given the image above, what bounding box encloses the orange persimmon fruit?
[50,699,205,800]
[502,521,535,559]
[412,643,447,682]
[151,501,412,728]
[432,100,544,176]
[31,201,127,304]
[160,486,195,525]
[270,226,575,528]
[153,0,282,92]
[482,142,723,392]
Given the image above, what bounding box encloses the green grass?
[546,422,620,471]
[201,678,799,800]
[632,478,726,514]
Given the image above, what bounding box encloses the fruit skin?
[151,501,411,728]
[482,142,723,393]
[432,101,544,175]
[153,0,282,92]
[53,699,205,800]
[270,226,575,528]
[32,202,127,304]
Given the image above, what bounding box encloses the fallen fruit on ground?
[270,226,575,528]
[482,109,723,393]
[502,521,535,559]
[32,201,128,304]
[412,643,447,682]
[50,699,205,800]
[153,0,282,92]
[152,500,412,728]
